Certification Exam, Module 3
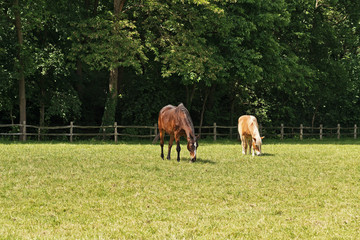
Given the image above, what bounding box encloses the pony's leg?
[160,130,165,159]
[167,134,174,160]
[248,139,252,155]
[241,136,247,154]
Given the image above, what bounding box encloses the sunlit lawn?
[0,139,359,238]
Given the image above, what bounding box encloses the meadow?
[0,139,359,239]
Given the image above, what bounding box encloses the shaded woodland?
[1,0,360,133]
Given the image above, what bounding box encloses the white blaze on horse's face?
[188,139,198,162]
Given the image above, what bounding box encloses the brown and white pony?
[156,103,198,162]
[238,115,264,156]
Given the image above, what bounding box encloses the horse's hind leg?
[160,130,165,159]
[167,134,174,160]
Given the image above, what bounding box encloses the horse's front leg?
[174,134,181,162]
[167,135,174,160]
[160,130,165,159]
[248,139,252,156]
[241,136,247,154]
[176,140,181,162]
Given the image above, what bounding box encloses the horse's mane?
[176,103,195,137]
[248,116,261,143]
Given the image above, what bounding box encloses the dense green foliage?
[1,0,360,127]
[1,140,359,238]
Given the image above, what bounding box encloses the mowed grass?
[0,139,359,239]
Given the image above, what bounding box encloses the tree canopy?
[1,0,360,130]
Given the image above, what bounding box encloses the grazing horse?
[238,115,264,156]
[157,103,198,162]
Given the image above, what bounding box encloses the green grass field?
[0,139,359,239]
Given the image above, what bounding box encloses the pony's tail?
[152,133,160,144]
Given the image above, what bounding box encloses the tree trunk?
[93,0,99,15]
[75,59,85,101]
[100,0,126,129]
[230,98,235,126]
[311,103,319,130]
[186,84,196,111]
[14,0,26,141]
[101,68,118,128]
[39,102,45,127]
[10,108,14,125]
[39,88,45,127]
[199,88,210,136]
[39,75,45,127]
[114,0,126,16]
[230,98,235,138]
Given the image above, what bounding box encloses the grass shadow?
[177,157,216,164]
[261,153,275,157]
[194,158,216,164]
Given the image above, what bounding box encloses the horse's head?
[187,136,198,162]
[252,136,264,156]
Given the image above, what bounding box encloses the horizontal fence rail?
[0,122,358,142]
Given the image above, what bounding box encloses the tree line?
[1,0,360,139]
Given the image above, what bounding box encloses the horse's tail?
[152,133,160,144]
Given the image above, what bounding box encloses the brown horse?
[156,103,198,162]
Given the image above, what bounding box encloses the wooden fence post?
[354,124,357,139]
[114,122,118,143]
[154,123,158,138]
[320,124,323,140]
[300,124,303,140]
[70,121,73,142]
[337,124,340,139]
[281,123,284,140]
[213,122,217,141]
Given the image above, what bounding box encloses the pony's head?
[252,136,264,156]
[187,136,198,162]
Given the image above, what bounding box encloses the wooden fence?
[0,122,358,142]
